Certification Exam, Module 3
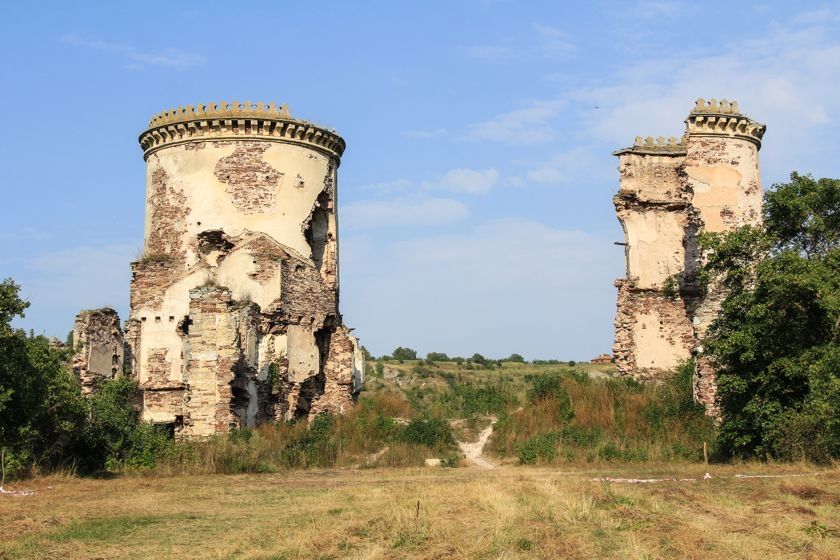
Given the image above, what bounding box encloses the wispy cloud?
[342,197,470,230]
[362,167,501,196]
[424,168,499,194]
[0,227,51,242]
[462,7,840,182]
[464,23,575,63]
[61,34,206,68]
[570,13,840,182]
[460,99,568,144]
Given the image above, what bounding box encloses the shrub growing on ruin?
[84,376,173,471]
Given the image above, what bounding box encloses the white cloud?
[464,8,840,181]
[62,34,206,68]
[342,197,470,230]
[362,168,501,196]
[570,15,840,182]
[523,147,607,186]
[340,219,622,360]
[460,99,568,144]
[434,168,499,194]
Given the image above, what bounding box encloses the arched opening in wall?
[304,191,331,273]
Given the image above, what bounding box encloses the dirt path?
[458,417,498,468]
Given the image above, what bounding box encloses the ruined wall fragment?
[72,308,124,394]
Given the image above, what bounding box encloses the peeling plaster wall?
[684,135,763,415]
[613,149,696,378]
[129,108,362,437]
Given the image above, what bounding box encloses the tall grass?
[148,393,456,475]
[491,361,716,464]
[136,361,715,475]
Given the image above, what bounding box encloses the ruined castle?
[68,97,764,428]
[612,98,765,413]
[74,102,364,438]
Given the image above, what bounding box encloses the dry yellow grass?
[1,463,838,559]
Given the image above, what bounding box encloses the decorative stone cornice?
[685,98,766,148]
[613,135,687,156]
[139,101,346,161]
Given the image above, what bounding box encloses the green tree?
[702,173,840,462]
[426,352,450,362]
[506,353,525,363]
[470,353,487,365]
[0,279,29,337]
[391,347,417,361]
[0,279,86,475]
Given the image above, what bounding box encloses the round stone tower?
[128,102,363,438]
[683,99,765,413]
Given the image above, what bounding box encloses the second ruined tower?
[128,102,363,437]
[613,98,766,413]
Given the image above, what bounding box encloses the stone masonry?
[71,308,125,395]
[119,101,364,437]
[613,98,766,415]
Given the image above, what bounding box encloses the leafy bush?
[525,373,574,421]
[518,432,560,464]
[399,419,455,448]
[439,384,514,417]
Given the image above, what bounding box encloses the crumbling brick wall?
[613,99,765,415]
[72,308,124,394]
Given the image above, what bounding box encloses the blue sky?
[1,1,838,359]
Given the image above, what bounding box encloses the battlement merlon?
[685,98,766,148]
[138,101,346,161]
[613,98,767,156]
[613,135,687,156]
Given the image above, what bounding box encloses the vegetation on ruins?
[0,280,169,478]
[701,173,840,462]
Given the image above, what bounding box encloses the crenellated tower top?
[613,135,687,156]
[139,101,346,161]
[684,98,766,148]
